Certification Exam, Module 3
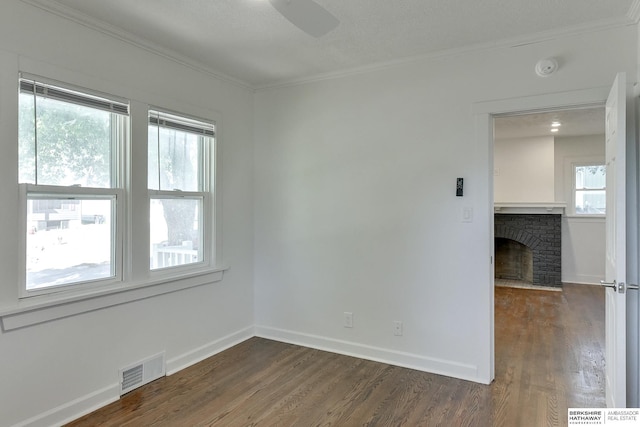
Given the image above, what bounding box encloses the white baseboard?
[254,325,482,384]
[13,325,484,427]
[11,383,119,427]
[11,326,254,427]
[166,326,254,375]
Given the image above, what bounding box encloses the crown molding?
[255,16,636,91]
[20,0,253,90]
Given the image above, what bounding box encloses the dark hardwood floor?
[66,284,604,426]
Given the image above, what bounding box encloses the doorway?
[491,106,608,408]
[493,107,606,289]
[472,85,615,385]
[473,87,640,402]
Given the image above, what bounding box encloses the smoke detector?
[535,58,558,77]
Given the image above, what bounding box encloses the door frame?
[473,84,625,385]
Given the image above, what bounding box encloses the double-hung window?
[148,110,215,271]
[574,164,606,215]
[18,74,128,296]
[17,74,217,302]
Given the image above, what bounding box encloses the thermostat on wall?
[456,178,464,197]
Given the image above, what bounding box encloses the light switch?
[462,207,473,223]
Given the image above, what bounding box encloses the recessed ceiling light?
[551,121,561,127]
[551,128,559,133]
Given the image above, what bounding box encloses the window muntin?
[148,110,214,271]
[574,164,606,215]
[18,75,128,295]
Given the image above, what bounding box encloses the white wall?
[254,25,637,385]
[0,1,637,424]
[0,2,255,426]
[561,216,606,284]
[555,135,606,284]
[554,134,606,202]
[494,133,606,284]
[494,136,555,202]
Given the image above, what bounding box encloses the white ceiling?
[26,0,639,88]
[494,107,605,140]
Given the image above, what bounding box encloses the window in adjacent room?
[18,74,128,295]
[574,164,606,215]
[148,110,215,271]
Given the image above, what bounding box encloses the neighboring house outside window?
[18,75,218,299]
[19,74,128,296]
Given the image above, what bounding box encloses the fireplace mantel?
[494,202,565,215]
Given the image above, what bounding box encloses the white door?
[603,72,627,408]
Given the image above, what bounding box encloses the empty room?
[0,1,639,426]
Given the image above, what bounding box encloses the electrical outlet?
[393,320,403,336]
[344,312,353,328]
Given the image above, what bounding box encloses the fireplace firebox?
[494,213,561,287]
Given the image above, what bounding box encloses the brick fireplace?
[494,213,562,287]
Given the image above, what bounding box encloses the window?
[148,110,215,270]
[574,164,606,215]
[19,74,128,295]
[16,74,220,303]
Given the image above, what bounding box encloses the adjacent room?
[0,0,638,426]
[494,108,606,289]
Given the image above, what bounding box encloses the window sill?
[0,265,229,331]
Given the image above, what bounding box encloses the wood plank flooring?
[66,284,604,426]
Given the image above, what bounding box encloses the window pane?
[26,197,114,290]
[150,198,202,270]
[148,126,201,192]
[18,93,36,184]
[575,165,605,190]
[575,190,606,214]
[19,94,113,188]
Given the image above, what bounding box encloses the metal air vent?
[119,352,166,395]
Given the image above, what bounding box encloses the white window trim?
[19,184,126,298]
[563,155,606,218]
[0,65,228,329]
[572,161,606,217]
[18,74,130,297]
[0,266,228,330]
[147,107,216,274]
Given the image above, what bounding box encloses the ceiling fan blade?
[269,0,339,37]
